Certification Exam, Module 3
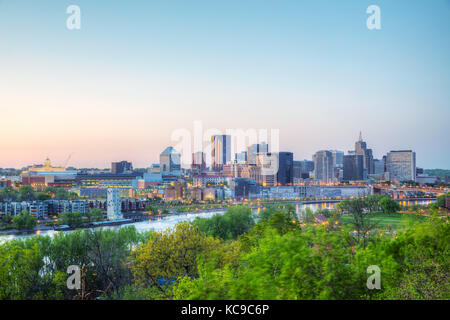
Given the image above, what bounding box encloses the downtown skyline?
[0,0,449,168]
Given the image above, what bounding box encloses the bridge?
[373,184,448,199]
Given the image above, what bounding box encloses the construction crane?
[63,153,74,168]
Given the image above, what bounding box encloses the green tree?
[131,222,219,298]
[13,210,37,231]
[85,208,104,222]
[436,193,449,208]
[0,187,19,202]
[379,196,401,215]
[18,186,36,201]
[59,211,83,227]
[36,192,51,201]
[193,205,254,240]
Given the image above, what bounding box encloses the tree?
[85,208,104,222]
[0,187,19,202]
[13,210,37,231]
[36,192,51,201]
[193,205,254,240]
[346,198,378,249]
[436,193,449,208]
[131,222,219,298]
[18,186,36,201]
[145,205,158,215]
[59,211,83,227]
[379,196,401,215]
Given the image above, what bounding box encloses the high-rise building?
[160,147,181,173]
[111,161,133,174]
[313,150,334,183]
[343,154,364,181]
[107,188,122,220]
[277,152,294,186]
[386,150,416,182]
[191,151,206,171]
[246,142,269,165]
[293,160,315,179]
[373,159,385,175]
[330,150,344,168]
[256,152,278,186]
[235,151,248,164]
[211,135,231,171]
[355,132,374,179]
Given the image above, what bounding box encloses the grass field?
[340,212,428,230]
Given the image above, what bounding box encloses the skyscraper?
[386,150,416,182]
[191,151,206,171]
[277,152,294,186]
[160,146,181,173]
[343,154,364,181]
[330,150,344,168]
[293,160,314,179]
[211,135,231,171]
[246,142,269,165]
[235,151,248,164]
[256,152,278,186]
[355,132,374,179]
[313,150,334,183]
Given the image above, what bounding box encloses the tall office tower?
[373,159,385,175]
[246,142,269,165]
[107,188,122,220]
[386,150,416,182]
[277,152,294,185]
[211,135,231,171]
[293,160,314,179]
[160,146,181,173]
[343,154,364,181]
[256,152,278,186]
[191,151,206,171]
[355,132,374,179]
[111,161,133,174]
[235,151,248,164]
[313,150,334,183]
[330,150,344,168]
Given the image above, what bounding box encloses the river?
[0,199,435,244]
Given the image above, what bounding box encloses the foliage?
[379,196,401,214]
[85,208,104,222]
[13,210,37,231]
[0,226,142,300]
[59,211,83,227]
[193,205,255,240]
[131,222,219,298]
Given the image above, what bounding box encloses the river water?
[0,199,435,244]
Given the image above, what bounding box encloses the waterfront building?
[107,188,122,219]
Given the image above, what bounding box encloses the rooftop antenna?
[359,131,363,142]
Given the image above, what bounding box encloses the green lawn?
[340,212,428,230]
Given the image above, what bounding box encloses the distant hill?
[424,169,450,178]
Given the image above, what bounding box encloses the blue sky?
[0,0,449,168]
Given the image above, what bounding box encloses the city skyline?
[0,0,449,168]
[0,131,444,170]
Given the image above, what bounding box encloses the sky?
[0,0,449,169]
